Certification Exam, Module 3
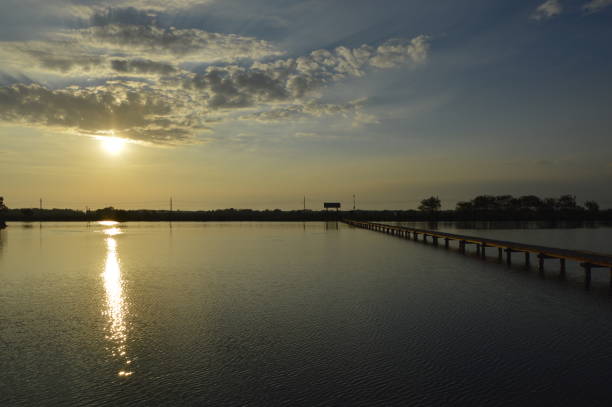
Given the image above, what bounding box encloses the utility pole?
[303,196,306,211]
[353,194,356,211]
[39,198,42,210]
[170,197,173,212]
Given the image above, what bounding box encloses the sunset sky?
[1,0,611,210]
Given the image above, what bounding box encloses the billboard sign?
[323,202,341,209]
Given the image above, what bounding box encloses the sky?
[0,0,611,210]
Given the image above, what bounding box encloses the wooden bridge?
[343,220,612,289]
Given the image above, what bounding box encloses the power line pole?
[303,196,306,211]
[170,197,173,212]
[353,194,356,211]
[39,198,42,210]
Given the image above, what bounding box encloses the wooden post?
[583,263,592,289]
[481,244,486,259]
[476,244,481,256]
[414,232,419,241]
[460,241,466,254]
[506,248,511,265]
[560,259,566,278]
[445,238,450,248]
[423,234,428,243]
[433,236,438,246]
[538,254,544,273]
[525,252,530,267]
[498,248,503,262]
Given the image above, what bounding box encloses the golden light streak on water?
[102,224,133,377]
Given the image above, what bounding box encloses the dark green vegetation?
[0,194,609,222]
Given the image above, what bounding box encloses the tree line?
[0,194,609,222]
[417,194,606,220]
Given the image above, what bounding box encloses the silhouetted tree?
[0,197,7,228]
[556,194,579,210]
[494,195,514,211]
[419,196,441,213]
[518,195,543,211]
[585,200,599,212]
[455,201,473,211]
[472,195,498,210]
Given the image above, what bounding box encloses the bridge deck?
[344,220,612,268]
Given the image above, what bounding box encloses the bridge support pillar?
[498,248,503,262]
[583,263,592,289]
[560,259,566,279]
[460,241,466,254]
[476,244,481,256]
[538,254,544,273]
[525,252,530,268]
[433,236,439,246]
[481,244,487,259]
[505,248,512,265]
[445,238,450,249]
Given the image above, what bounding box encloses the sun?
[100,136,126,155]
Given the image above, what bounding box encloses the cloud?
[583,0,612,13]
[18,47,104,74]
[0,82,206,144]
[0,6,284,79]
[0,3,430,145]
[238,99,366,123]
[89,6,158,26]
[69,0,210,13]
[293,132,320,138]
[184,36,430,110]
[110,59,177,75]
[64,24,283,62]
[531,0,562,20]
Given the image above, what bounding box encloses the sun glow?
[100,136,126,155]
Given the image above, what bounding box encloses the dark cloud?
[0,73,35,86]
[90,7,157,27]
[0,83,200,144]
[110,59,177,75]
[68,23,283,61]
[22,49,103,73]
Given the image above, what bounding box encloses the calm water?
[2,221,612,406]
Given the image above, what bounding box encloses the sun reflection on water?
[102,224,133,377]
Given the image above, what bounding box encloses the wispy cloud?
[531,0,563,20]
[583,0,612,13]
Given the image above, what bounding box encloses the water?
[2,221,612,406]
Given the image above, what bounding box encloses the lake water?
[2,221,612,406]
